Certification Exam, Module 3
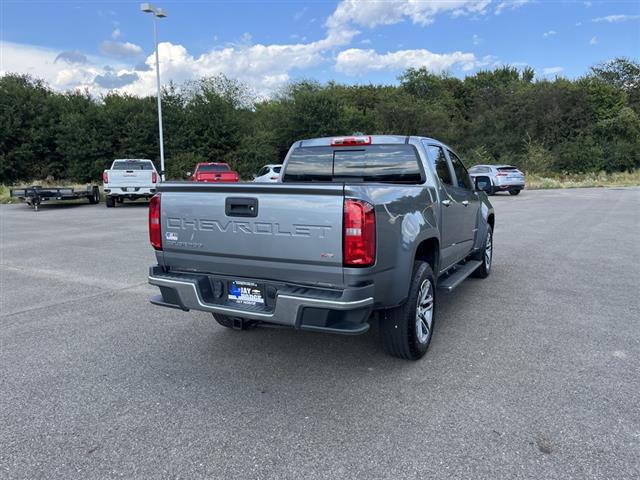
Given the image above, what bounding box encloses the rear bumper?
[148,267,374,335]
[104,187,156,196]
[495,181,525,190]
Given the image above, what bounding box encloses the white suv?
[253,164,282,183]
[469,165,525,195]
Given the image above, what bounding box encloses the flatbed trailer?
[10,185,100,211]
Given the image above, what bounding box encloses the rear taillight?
[152,171,157,183]
[149,194,162,250]
[102,171,108,183]
[343,199,375,267]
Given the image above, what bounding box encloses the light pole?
[141,3,167,181]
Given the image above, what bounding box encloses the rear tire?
[213,314,258,330]
[105,196,115,208]
[88,187,100,204]
[509,189,520,196]
[117,197,124,203]
[471,225,493,278]
[381,261,436,360]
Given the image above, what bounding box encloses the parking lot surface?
[1,188,639,479]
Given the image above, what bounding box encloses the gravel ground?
[1,188,639,479]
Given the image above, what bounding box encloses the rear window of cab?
[282,145,424,183]
[112,161,154,170]
[197,164,230,172]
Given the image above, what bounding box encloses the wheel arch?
[414,237,440,274]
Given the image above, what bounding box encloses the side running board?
[438,260,482,291]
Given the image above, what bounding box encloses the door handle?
[462,200,469,206]
[442,199,451,207]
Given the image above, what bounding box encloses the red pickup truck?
[190,162,239,183]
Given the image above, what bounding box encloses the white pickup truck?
[102,159,158,207]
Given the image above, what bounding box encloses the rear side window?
[273,166,282,173]
[198,164,230,172]
[282,145,423,183]
[425,145,453,186]
[112,161,154,170]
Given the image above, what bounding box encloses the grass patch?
[525,171,640,189]
[0,185,12,204]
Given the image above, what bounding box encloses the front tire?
[381,261,436,360]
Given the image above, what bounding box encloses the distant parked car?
[253,164,282,183]
[103,159,158,207]
[468,165,525,195]
[189,163,239,183]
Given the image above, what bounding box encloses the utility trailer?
[10,185,100,211]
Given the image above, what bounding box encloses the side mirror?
[475,175,492,193]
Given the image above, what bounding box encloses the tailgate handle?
[225,197,258,217]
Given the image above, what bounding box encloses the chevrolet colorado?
[148,135,495,360]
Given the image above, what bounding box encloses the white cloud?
[0,42,142,92]
[335,48,479,76]
[327,0,491,29]
[0,42,104,90]
[592,14,640,23]
[589,36,598,45]
[99,41,143,59]
[576,21,583,26]
[495,0,531,15]
[472,34,483,45]
[542,66,564,76]
[111,28,122,40]
[119,40,344,97]
[543,30,557,37]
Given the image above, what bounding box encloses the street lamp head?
[155,8,167,18]
[140,3,155,13]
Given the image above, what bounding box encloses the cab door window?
[425,144,453,187]
[447,150,473,190]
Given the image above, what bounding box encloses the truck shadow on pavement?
[139,285,474,393]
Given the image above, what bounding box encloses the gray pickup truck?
[148,135,495,360]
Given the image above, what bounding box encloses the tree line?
[1,57,638,184]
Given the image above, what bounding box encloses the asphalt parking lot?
[1,188,639,479]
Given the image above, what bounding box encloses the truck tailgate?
[107,170,154,187]
[158,183,345,287]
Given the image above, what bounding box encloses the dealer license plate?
[228,281,264,306]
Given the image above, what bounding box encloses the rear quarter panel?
[343,184,440,308]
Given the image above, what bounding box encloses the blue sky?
[1,0,639,96]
